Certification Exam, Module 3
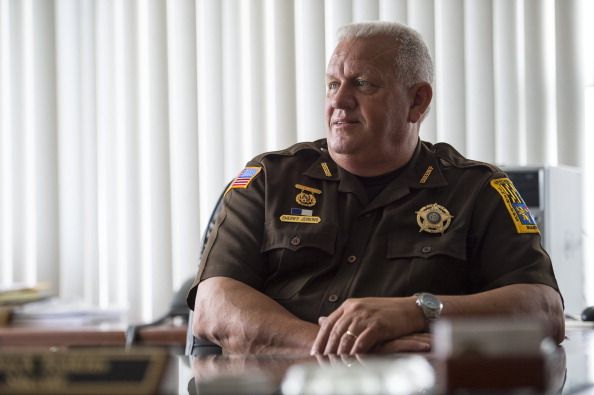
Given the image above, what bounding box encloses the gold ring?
[344,330,358,339]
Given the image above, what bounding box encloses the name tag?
[0,348,167,394]
[280,215,321,224]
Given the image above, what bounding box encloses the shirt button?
[347,255,357,263]
[290,236,301,246]
[328,294,339,303]
[421,246,432,254]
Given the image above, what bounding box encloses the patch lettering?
[490,178,539,234]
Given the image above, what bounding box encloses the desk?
[0,324,187,348]
[183,326,594,395]
[1,326,593,394]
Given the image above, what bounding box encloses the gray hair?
[337,21,434,87]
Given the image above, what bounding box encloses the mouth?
[332,119,360,128]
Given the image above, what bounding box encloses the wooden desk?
[0,324,187,348]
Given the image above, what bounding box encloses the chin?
[327,140,350,156]
[327,134,356,155]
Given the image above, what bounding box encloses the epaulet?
[251,139,325,162]
[433,142,502,174]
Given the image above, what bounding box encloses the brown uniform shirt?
[188,139,560,323]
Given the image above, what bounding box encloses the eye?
[327,81,339,91]
[355,79,370,87]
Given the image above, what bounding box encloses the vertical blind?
[0,0,590,321]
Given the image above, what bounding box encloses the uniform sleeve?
[467,173,561,296]
[187,165,267,309]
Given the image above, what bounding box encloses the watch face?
[424,296,440,310]
[416,293,442,324]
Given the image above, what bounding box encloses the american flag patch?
[229,167,262,190]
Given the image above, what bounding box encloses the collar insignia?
[416,203,453,234]
[419,165,434,184]
[321,162,333,177]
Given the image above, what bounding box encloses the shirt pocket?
[261,221,338,300]
[386,231,470,295]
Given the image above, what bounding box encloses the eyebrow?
[325,68,377,80]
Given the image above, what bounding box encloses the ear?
[408,82,433,124]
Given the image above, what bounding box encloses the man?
[187,21,564,355]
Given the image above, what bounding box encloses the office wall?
[0,0,591,320]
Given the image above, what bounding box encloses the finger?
[320,310,354,355]
[354,353,366,365]
[349,326,379,355]
[340,354,357,367]
[376,338,431,353]
[392,332,432,345]
[318,316,327,325]
[406,333,432,343]
[328,354,342,365]
[314,353,329,367]
[351,331,432,355]
[323,318,355,355]
[311,309,343,355]
[337,329,359,355]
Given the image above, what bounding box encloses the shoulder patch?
[228,167,262,190]
[490,177,539,234]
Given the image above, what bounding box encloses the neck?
[330,137,419,177]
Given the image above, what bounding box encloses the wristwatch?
[414,292,443,328]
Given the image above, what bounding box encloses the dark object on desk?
[125,277,194,348]
[442,354,549,393]
[433,318,562,394]
[581,306,594,322]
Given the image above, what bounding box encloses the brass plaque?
[0,348,168,394]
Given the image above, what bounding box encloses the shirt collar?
[303,141,340,181]
[403,139,448,190]
[304,139,446,185]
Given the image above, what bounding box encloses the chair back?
[185,183,229,356]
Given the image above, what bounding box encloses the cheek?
[385,99,408,124]
[324,103,333,123]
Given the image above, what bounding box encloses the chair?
[125,276,194,350]
[125,184,228,354]
[184,184,229,356]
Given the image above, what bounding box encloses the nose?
[330,84,356,110]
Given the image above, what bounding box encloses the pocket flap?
[387,231,467,261]
[262,221,338,254]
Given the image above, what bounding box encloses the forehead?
[327,37,398,75]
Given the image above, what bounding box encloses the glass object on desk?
[281,355,435,395]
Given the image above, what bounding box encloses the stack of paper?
[11,298,125,327]
[0,283,51,326]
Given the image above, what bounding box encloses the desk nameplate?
[0,348,168,395]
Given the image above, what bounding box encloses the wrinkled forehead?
[327,37,399,72]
